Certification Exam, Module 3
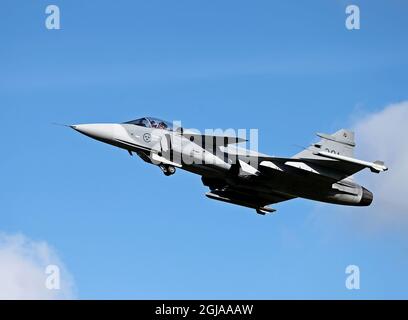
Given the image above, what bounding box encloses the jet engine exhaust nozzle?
[359,187,373,206]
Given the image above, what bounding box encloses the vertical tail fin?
[294,129,355,159]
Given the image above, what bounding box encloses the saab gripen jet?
[70,117,388,215]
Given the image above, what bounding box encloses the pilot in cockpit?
[123,117,173,131]
[158,122,167,129]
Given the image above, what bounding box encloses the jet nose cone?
[71,123,116,142]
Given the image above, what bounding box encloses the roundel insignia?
[143,133,151,143]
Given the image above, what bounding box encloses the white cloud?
[353,101,408,230]
[0,233,76,299]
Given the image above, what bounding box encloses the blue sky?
[0,0,407,299]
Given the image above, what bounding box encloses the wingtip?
[374,160,388,172]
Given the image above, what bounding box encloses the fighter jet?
[70,117,388,214]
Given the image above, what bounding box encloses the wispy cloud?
[352,101,408,231]
[0,232,76,299]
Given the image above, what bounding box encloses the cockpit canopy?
[124,117,176,131]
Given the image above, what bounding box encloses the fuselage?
[71,119,373,208]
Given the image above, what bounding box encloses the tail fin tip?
[316,129,355,147]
